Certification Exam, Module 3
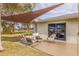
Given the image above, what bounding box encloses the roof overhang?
[35,13,79,23]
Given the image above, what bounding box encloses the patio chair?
[25,37,33,45]
[19,34,33,45]
[32,33,42,42]
[19,34,27,44]
[32,33,39,40]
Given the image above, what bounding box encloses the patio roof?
[1,3,64,23]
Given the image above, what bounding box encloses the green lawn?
[0,33,49,56]
[0,41,48,56]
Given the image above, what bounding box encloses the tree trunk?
[0,21,4,51]
[11,23,15,33]
[27,23,30,32]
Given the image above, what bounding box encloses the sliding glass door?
[48,23,66,41]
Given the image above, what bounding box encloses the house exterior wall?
[36,19,78,44]
[37,23,48,40]
[66,19,78,44]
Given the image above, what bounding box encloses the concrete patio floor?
[32,41,79,56]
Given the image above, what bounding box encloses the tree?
[0,3,32,51]
[1,3,32,33]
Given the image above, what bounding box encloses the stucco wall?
[36,19,78,44]
[37,23,48,40]
[66,19,78,44]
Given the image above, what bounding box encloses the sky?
[32,3,78,20]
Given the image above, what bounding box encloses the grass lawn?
[0,33,49,56]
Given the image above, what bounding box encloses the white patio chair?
[32,33,42,42]
[32,33,39,40]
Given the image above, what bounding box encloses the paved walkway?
[32,41,79,56]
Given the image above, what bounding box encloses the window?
[48,23,66,41]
